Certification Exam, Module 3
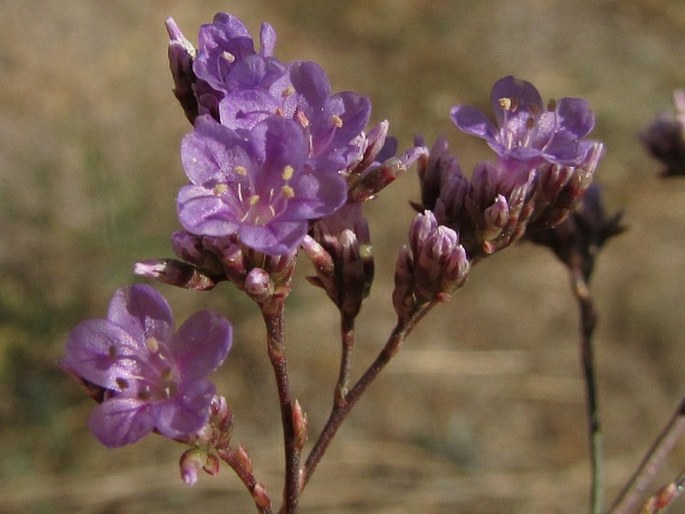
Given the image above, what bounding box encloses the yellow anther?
[331,114,343,128]
[213,183,229,195]
[222,50,235,63]
[282,165,294,181]
[281,185,295,198]
[498,97,512,110]
[234,165,248,176]
[281,85,295,97]
[249,195,260,205]
[145,337,159,353]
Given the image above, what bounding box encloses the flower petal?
[181,115,251,186]
[556,97,595,138]
[63,318,143,390]
[171,310,232,381]
[239,220,307,255]
[450,105,499,143]
[153,380,216,439]
[177,185,241,237]
[107,284,174,345]
[89,398,154,447]
[490,75,543,125]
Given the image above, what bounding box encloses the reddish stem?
[610,397,685,514]
[219,447,273,514]
[303,301,435,487]
[261,299,301,514]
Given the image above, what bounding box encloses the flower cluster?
[165,14,423,260]
[414,76,602,262]
[63,10,610,511]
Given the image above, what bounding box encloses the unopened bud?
[244,267,274,303]
[348,146,427,202]
[180,448,208,486]
[165,17,198,123]
[133,259,218,291]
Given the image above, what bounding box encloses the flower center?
[214,164,297,226]
[108,336,180,401]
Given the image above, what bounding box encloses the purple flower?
[451,75,595,168]
[194,13,281,95]
[178,115,347,255]
[61,284,232,447]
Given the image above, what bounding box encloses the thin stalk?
[335,314,356,407]
[261,299,301,514]
[303,301,435,487]
[610,397,685,514]
[219,447,273,514]
[570,265,603,514]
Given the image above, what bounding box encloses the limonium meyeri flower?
[61,284,232,447]
[178,115,347,255]
[451,75,595,170]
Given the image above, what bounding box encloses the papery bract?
[61,284,232,447]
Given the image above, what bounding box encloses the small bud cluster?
[641,89,685,177]
[393,211,469,320]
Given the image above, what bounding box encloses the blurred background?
[1,0,684,512]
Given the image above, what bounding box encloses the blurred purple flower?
[178,115,347,255]
[451,75,595,169]
[641,90,685,177]
[61,284,232,448]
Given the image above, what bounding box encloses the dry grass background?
[1,0,684,512]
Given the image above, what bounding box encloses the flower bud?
[165,17,199,123]
[180,448,208,486]
[133,259,219,290]
[244,267,274,303]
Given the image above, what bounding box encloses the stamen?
[213,183,229,195]
[249,195,260,205]
[526,117,535,130]
[116,377,130,390]
[281,185,295,198]
[222,50,235,63]
[145,337,159,353]
[282,165,294,181]
[281,85,295,98]
[331,114,343,128]
[234,165,247,176]
[296,110,310,128]
[498,97,512,111]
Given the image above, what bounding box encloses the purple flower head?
[451,76,595,169]
[194,13,283,95]
[61,284,232,448]
[178,115,347,255]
